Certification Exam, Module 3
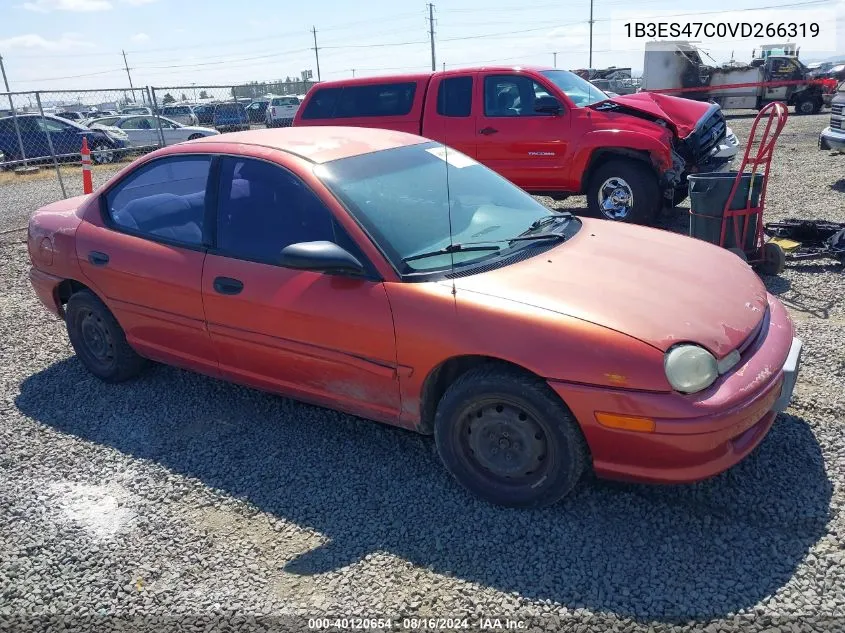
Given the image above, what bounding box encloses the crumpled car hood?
[593,91,715,138]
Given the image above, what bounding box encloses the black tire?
[91,141,115,164]
[795,98,815,115]
[755,242,786,276]
[587,159,661,224]
[434,365,589,508]
[812,98,824,115]
[187,134,203,140]
[65,290,147,383]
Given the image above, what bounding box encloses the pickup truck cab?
[293,66,734,224]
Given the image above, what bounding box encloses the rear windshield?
[301,83,417,119]
[271,97,300,106]
[215,103,246,116]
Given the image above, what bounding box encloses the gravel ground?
[1,111,843,633]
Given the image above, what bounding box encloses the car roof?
[183,126,427,164]
[310,66,556,90]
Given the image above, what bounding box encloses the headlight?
[664,344,718,393]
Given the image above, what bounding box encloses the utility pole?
[312,27,321,82]
[351,69,356,78]
[0,53,29,168]
[122,50,137,103]
[553,52,558,68]
[428,3,436,72]
[588,0,594,68]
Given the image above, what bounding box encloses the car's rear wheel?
[794,97,816,115]
[434,365,589,508]
[187,134,203,140]
[65,290,147,383]
[587,159,661,224]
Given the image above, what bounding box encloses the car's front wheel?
[434,365,589,508]
[587,159,661,224]
[65,290,148,383]
[91,141,115,164]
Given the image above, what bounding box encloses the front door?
[117,116,159,147]
[74,154,218,375]
[475,73,571,190]
[201,156,401,423]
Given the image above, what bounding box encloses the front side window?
[437,76,473,117]
[483,75,555,117]
[316,141,579,275]
[216,157,341,264]
[38,118,71,133]
[105,156,211,246]
[539,69,608,107]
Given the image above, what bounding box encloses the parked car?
[245,99,269,123]
[56,111,86,122]
[212,102,250,133]
[27,126,801,508]
[265,96,301,127]
[120,106,153,116]
[87,115,219,147]
[192,103,217,126]
[0,114,128,165]
[819,83,845,152]
[292,66,739,224]
[160,105,198,126]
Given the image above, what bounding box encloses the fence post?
[35,92,67,198]
[148,86,166,147]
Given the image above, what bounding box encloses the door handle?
[213,276,244,295]
[479,127,499,135]
[88,251,109,266]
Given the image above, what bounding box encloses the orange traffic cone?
[81,137,93,194]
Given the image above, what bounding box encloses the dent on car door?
[74,154,219,375]
[202,156,401,423]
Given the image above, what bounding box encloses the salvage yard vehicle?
[265,95,301,128]
[819,84,845,152]
[27,127,802,508]
[292,67,738,224]
[86,115,219,147]
[641,41,826,115]
[0,114,128,165]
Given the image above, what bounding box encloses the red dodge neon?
[27,127,802,507]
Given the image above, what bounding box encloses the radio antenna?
[439,66,457,294]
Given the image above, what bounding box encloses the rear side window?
[301,88,343,119]
[437,76,473,117]
[334,83,417,118]
[105,156,211,246]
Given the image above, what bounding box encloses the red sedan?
[27,127,802,508]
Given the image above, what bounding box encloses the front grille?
[832,104,844,116]
[831,117,843,131]
[696,109,727,160]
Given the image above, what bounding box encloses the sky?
[1,0,844,96]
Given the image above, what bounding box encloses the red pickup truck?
[292,66,734,224]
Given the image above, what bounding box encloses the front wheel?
[794,98,815,115]
[91,141,115,164]
[587,159,661,224]
[434,365,589,508]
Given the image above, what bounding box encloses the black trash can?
[688,171,765,252]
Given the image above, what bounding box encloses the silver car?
[87,115,219,148]
[160,105,198,126]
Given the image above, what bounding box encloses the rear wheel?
[434,365,589,508]
[187,133,203,140]
[587,159,661,224]
[65,290,147,382]
[795,97,815,115]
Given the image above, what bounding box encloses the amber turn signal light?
[594,412,656,433]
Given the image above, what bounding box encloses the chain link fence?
[1,81,320,202]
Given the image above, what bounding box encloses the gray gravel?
[1,111,844,633]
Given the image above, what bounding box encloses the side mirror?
[279,241,365,276]
[534,96,563,115]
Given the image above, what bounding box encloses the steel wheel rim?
[458,399,550,486]
[597,177,634,220]
[79,310,115,366]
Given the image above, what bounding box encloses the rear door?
[423,74,478,158]
[475,73,572,190]
[117,116,157,147]
[74,154,218,374]
[201,155,401,423]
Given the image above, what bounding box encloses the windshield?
[316,141,579,276]
[540,69,609,107]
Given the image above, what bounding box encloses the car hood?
[591,92,714,138]
[453,219,768,357]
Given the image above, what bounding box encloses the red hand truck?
[717,101,789,275]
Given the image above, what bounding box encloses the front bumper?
[549,294,800,485]
[819,127,845,152]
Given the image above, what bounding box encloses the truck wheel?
[812,98,824,115]
[795,98,815,115]
[587,159,661,224]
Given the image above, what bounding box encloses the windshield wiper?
[519,211,572,236]
[402,243,500,263]
[507,232,569,244]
